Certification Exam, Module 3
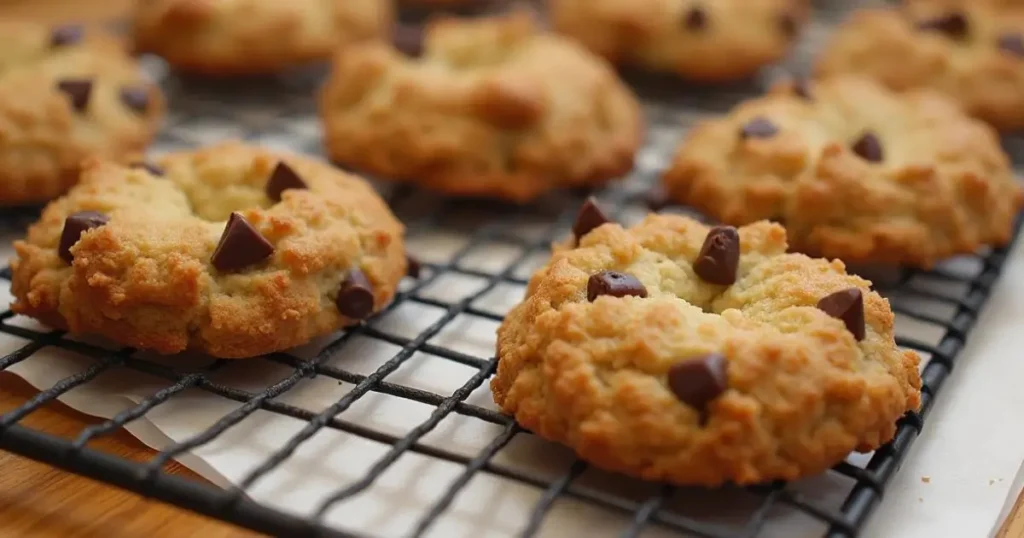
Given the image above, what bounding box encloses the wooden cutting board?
[0,1,1020,537]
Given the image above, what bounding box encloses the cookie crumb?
[990,479,996,485]
[921,476,931,483]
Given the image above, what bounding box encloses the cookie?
[816,0,1024,131]
[0,22,164,206]
[318,11,643,202]
[549,0,810,82]
[661,75,1023,268]
[492,203,922,486]
[132,0,392,75]
[10,142,406,359]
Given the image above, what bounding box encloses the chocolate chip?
[119,86,150,114]
[852,131,884,163]
[336,269,375,319]
[779,12,798,38]
[739,117,778,139]
[265,162,307,202]
[50,25,84,47]
[56,79,92,112]
[59,211,109,264]
[210,212,274,272]
[998,33,1024,57]
[917,12,968,39]
[572,197,610,243]
[684,7,706,30]
[586,271,648,301]
[792,79,812,100]
[816,288,865,341]
[393,24,425,57]
[667,353,729,411]
[406,253,422,279]
[132,161,164,176]
[693,226,740,285]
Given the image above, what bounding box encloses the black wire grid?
[0,1,1020,537]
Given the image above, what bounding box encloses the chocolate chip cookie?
[662,75,1023,267]
[318,11,643,202]
[493,201,921,485]
[0,22,164,206]
[10,142,406,358]
[549,0,810,82]
[816,0,1024,131]
[132,0,392,75]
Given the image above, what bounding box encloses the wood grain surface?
[0,374,257,538]
[1,1,1021,537]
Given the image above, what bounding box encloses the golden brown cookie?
[10,142,406,359]
[318,11,643,202]
[0,22,164,206]
[661,75,1023,268]
[132,0,392,75]
[549,0,810,82]
[492,203,922,486]
[494,205,923,485]
[816,0,1024,131]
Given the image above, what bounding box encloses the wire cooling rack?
[0,1,1021,537]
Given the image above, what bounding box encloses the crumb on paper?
[991,479,996,485]
[918,497,923,503]
[921,476,931,483]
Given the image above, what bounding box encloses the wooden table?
[1,1,1021,537]
[0,374,256,538]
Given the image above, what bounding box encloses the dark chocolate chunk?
[132,161,164,176]
[739,116,778,139]
[998,33,1024,57]
[56,79,92,112]
[59,210,109,264]
[572,197,610,243]
[392,24,425,57]
[336,269,375,319]
[265,162,307,202]
[792,78,813,100]
[693,226,740,285]
[779,12,798,38]
[119,86,150,114]
[50,24,84,47]
[816,288,866,341]
[917,12,968,39]
[684,7,707,30]
[667,353,729,411]
[586,271,648,302]
[210,212,274,272]
[406,253,422,279]
[851,131,884,163]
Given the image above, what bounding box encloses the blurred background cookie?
[319,11,643,202]
[132,0,393,75]
[550,0,810,82]
[816,0,1024,131]
[0,22,164,206]
[662,75,1023,267]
